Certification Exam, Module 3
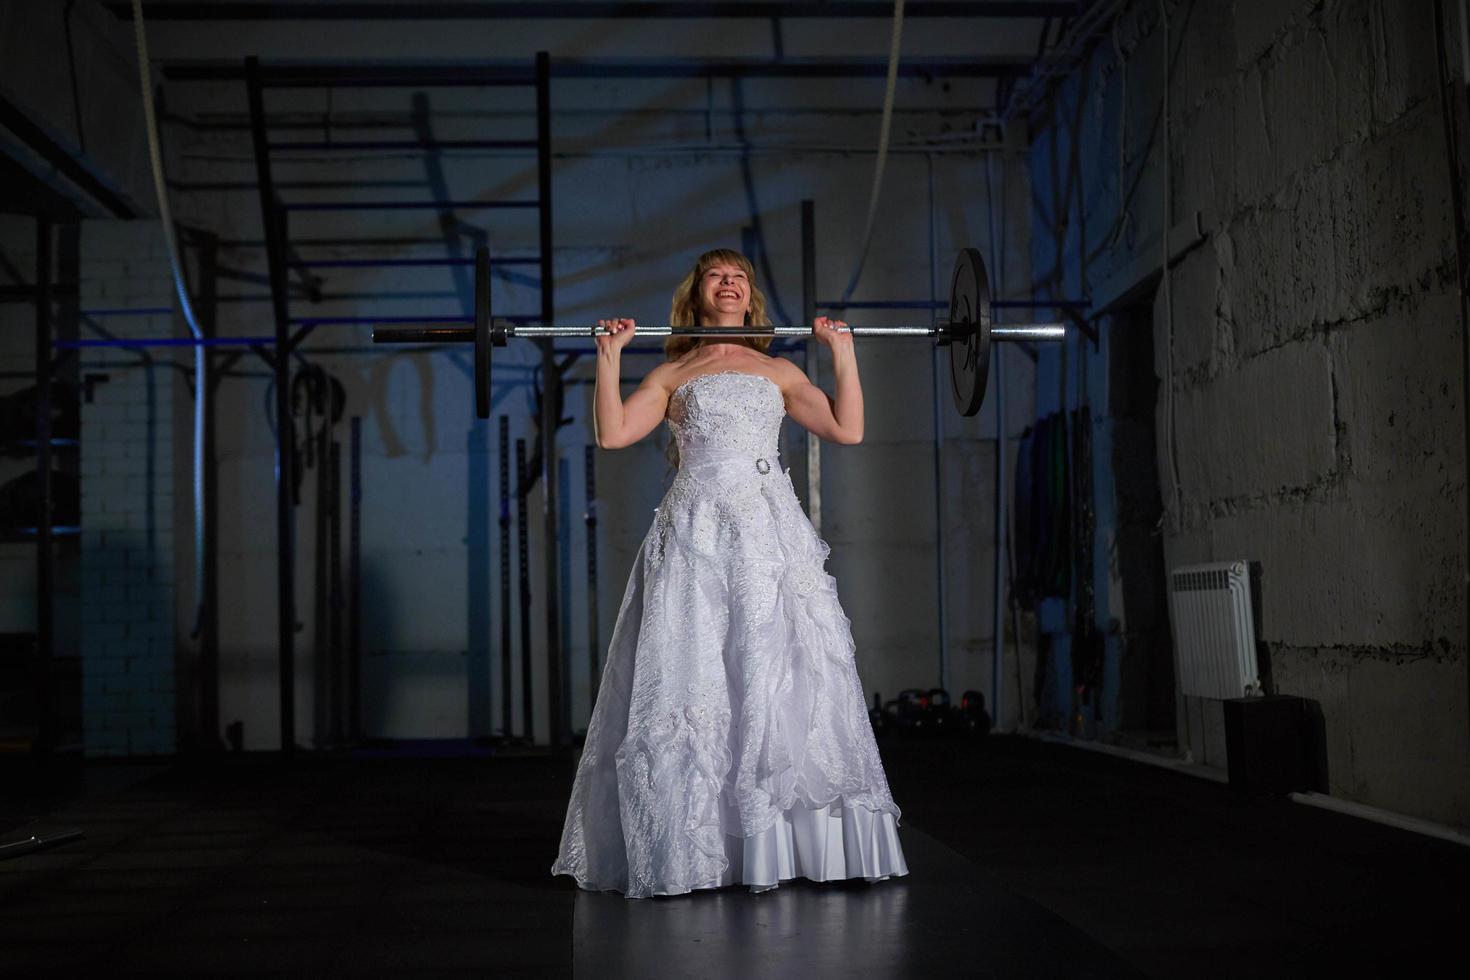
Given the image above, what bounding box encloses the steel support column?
[536,50,565,750]
[35,216,54,756]
[800,199,821,534]
[246,55,297,755]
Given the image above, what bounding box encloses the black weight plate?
[475,246,491,419]
[948,247,991,417]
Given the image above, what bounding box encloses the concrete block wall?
[77,221,179,758]
[1029,0,1469,827]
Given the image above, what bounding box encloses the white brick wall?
[78,220,178,758]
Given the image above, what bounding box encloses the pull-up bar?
[56,337,278,349]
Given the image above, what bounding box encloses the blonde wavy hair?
[662,248,775,472]
[663,248,774,361]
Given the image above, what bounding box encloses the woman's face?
[698,261,751,322]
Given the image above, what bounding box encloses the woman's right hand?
[595,318,637,355]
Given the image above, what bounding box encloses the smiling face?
[665,248,771,360]
[699,261,751,323]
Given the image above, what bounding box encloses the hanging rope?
[129,0,207,638]
[839,0,906,304]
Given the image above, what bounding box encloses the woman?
[549,248,909,898]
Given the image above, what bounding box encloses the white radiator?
[1167,560,1262,700]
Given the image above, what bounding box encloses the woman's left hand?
[812,315,851,351]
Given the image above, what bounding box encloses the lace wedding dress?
[550,370,909,898]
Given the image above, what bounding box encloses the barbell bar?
[371,246,1067,419]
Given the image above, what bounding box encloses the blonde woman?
[550,248,908,898]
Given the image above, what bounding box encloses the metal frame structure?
[109,3,1083,19]
[35,216,56,755]
[130,0,1081,125]
[802,198,1089,727]
[4,216,85,758]
[235,51,559,753]
[162,58,1031,83]
[55,0,1097,756]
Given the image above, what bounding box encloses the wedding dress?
[550,369,909,898]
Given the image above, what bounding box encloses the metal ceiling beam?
[0,96,136,218]
[109,2,1081,20]
[162,57,1026,86]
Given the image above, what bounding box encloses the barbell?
[371,246,1067,419]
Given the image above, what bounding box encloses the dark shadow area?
[0,749,574,975]
[2,737,1464,977]
[882,735,1470,980]
[1105,308,1174,736]
[575,825,1140,980]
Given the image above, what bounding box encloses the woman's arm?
[780,317,864,445]
[592,319,674,450]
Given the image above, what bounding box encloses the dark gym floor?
[1,735,1464,978]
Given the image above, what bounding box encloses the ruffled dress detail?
[550,370,909,898]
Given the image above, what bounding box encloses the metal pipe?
[160,56,1030,86]
[0,95,135,217]
[79,306,174,317]
[246,54,297,756]
[536,50,564,751]
[116,3,1081,21]
[515,438,533,742]
[499,417,513,739]
[348,416,362,742]
[993,343,1007,732]
[281,199,538,211]
[928,157,950,693]
[295,315,479,326]
[58,336,277,348]
[286,257,541,269]
[179,141,1009,162]
[993,300,1090,310]
[822,300,946,309]
[801,199,822,535]
[986,146,1008,734]
[820,299,1089,310]
[584,444,600,709]
[35,216,54,756]
[268,139,537,151]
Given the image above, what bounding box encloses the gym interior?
[1,1,1467,976]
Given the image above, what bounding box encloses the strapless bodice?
[666,370,784,471]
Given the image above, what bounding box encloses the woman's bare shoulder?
[637,361,681,398]
[766,355,809,388]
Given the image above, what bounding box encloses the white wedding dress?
[550,369,909,898]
